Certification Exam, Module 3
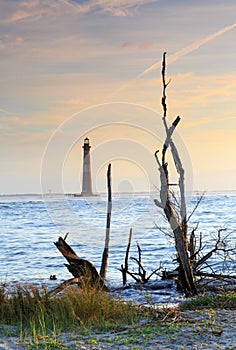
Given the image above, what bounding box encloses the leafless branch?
[194,228,236,271]
[187,193,205,223]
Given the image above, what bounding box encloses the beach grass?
[0,281,140,344]
[1,282,235,348]
[180,291,236,310]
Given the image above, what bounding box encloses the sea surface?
[0,191,235,305]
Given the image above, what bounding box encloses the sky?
[0,0,236,194]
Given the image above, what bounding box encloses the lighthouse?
[81,137,93,196]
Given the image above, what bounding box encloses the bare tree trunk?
[121,228,132,285]
[100,163,112,279]
[154,52,197,297]
[163,201,197,295]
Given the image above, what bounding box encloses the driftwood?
[54,236,108,290]
[47,277,79,298]
[161,227,236,291]
[120,228,133,285]
[120,228,162,285]
[51,164,112,295]
[100,163,112,279]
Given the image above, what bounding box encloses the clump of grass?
[180,292,236,310]
[0,281,140,341]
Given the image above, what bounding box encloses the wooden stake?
[100,163,112,279]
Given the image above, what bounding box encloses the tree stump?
[54,236,108,290]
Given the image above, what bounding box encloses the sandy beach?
[1,309,235,349]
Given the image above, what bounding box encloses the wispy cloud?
[121,41,153,50]
[0,35,25,51]
[0,1,52,24]
[121,41,132,48]
[110,22,236,98]
[138,42,153,50]
[138,23,236,77]
[60,0,158,16]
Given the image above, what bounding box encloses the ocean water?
[0,191,235,304]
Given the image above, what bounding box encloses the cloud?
[121,41,132,48]
[138,42,152,50]
[110,22,236,99]
[4,116,29,126]
[56,99,86,108]
[106,7,128,17]
[60,0,158,16]
[121,41,153,50]
[0,35,25,51]
[0,1,50,23]
[138,23,236,77]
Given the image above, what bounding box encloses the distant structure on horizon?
[81,137,94,196]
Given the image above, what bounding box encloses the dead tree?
[191,228,236,278]
[120,228,133,285]
[120,228,163,285]
[54,235,108,290]
[154,52,197,296]
[100,163,112,279]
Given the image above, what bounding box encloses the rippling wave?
[0,191,235,303]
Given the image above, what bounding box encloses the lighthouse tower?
[81,137,93,196]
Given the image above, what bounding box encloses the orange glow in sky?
[0,0,236,193]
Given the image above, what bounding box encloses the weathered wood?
[154,52,197,297]
[194,228,228,271]
[120,230,162,285]
[120,228,148,285]
[47,277,79,298]
[195,271,236,279]
[121,228,132,285]
[100,163,112,279]
[164,201,197,296]
[130,242,147,283]
[54,236,108,290]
